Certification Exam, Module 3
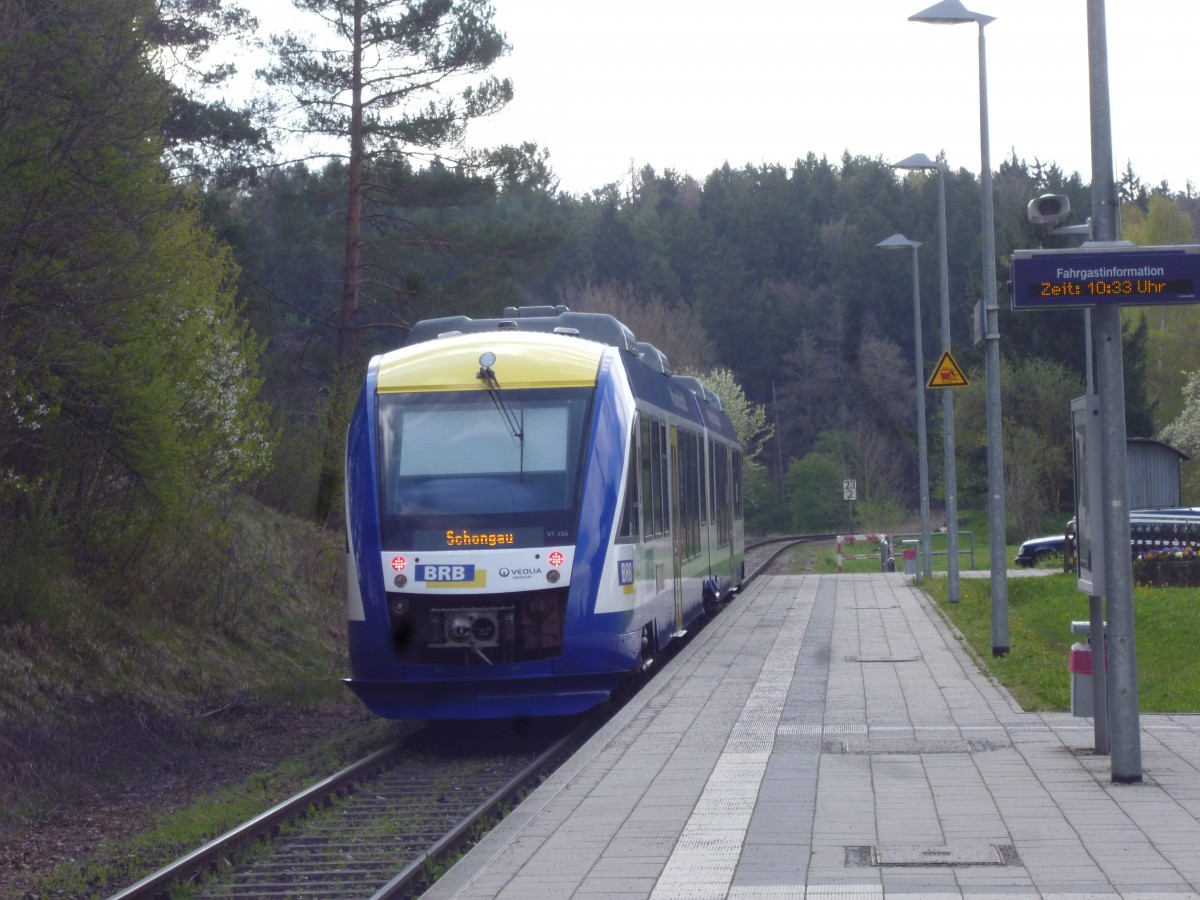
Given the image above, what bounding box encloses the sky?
[242,0,1198,197]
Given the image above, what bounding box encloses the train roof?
[400,306,738,443]
[376,330,605,392]
[406,306,639,355]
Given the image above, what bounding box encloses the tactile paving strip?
[650,581,816,899]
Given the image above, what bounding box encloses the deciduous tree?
[0,0,270,593]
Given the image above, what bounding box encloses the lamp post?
[910,0,1008,655]
[877,234,932,581]
[1086,0,1139,783]
[893,153,960,602]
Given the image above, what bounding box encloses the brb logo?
[416,564,476,583]
[618,559,634,586]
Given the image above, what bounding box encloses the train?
[342,305,746,719]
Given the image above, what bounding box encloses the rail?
[108,741,404,899]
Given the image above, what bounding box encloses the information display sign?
[1011,244,1200,311]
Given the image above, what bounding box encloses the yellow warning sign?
[927,350,969,389]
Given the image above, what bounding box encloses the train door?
[710,440,732,586]
[725,449,736,580]
[670,424,684,633]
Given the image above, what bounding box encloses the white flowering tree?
[1159,370,1200,461]
[691,368,773,463]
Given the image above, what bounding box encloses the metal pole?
[1084,307,1110,756]
[912,245,933,580]
[1086,0,1140,783]
[936,167,961,601]
[1088,593,1110,754]
[1080,314,1104,748]
[976,18,1009,655]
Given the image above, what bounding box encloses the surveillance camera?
[1027,194,1071,225]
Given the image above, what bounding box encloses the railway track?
[742,533,835,585]
[108,719,583,900]
[106,535,829,900]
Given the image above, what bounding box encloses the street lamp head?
[910,0,994,27]
[893,152,948,173]
[877,233,922,251]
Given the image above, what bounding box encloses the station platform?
[422,573,1200,899]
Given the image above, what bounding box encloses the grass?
[22,718,408,899]
[780,526,1200,714]
[0,495,349,727]
[801,506,1066,576]
[925,571,1200,713]
[0,495,373,897]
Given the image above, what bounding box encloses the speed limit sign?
[843,479,857,501]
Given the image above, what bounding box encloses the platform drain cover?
[846,843,1018,867]
[825,737,1004,754]
[846,655,922,663]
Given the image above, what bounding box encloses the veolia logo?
[499,567,542,578]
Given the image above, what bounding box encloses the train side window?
[618,419,640,542]
[680,430,701,559]
[640,415,655,536]
[656,420,670,536]
[733,450,744,519]
[712,443,730,547]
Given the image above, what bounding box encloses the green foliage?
[257,0,542,514]
[153,0,272,184]
[697,367,773,462]
[855,497,907,537]
[953,356,1082,540]
[225,159,558,519]
[220,142,1180,538]
[1159,371,1200,501]
[786,453,847,533]
[263,0,512,152]
[0,0,272,587]
[0,497,344,722]
[1122,195,1200,436]
[744,460,789,533]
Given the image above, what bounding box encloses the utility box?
[1069,642,1094,717]
[1069,620,1105,718]
[901,541,918,576]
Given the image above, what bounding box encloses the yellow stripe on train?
[376,332,604,392]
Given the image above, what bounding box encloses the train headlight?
[471,617,497,642]
[393,574,408,588]
[389,596,409,616]
[391,556,407,572]
[546,569,560,584]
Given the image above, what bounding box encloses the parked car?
[1065,507,1200,567]
[1015,534,1066,568]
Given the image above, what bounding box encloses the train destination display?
[1010,245,1200,310]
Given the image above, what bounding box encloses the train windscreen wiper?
[476,355,524,443]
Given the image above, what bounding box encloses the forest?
[5,0,1200,623]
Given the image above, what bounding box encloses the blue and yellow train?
[343,306,745,718]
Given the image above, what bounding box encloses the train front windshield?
[376,388,593,550]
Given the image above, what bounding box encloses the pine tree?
[262,0,514,518]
